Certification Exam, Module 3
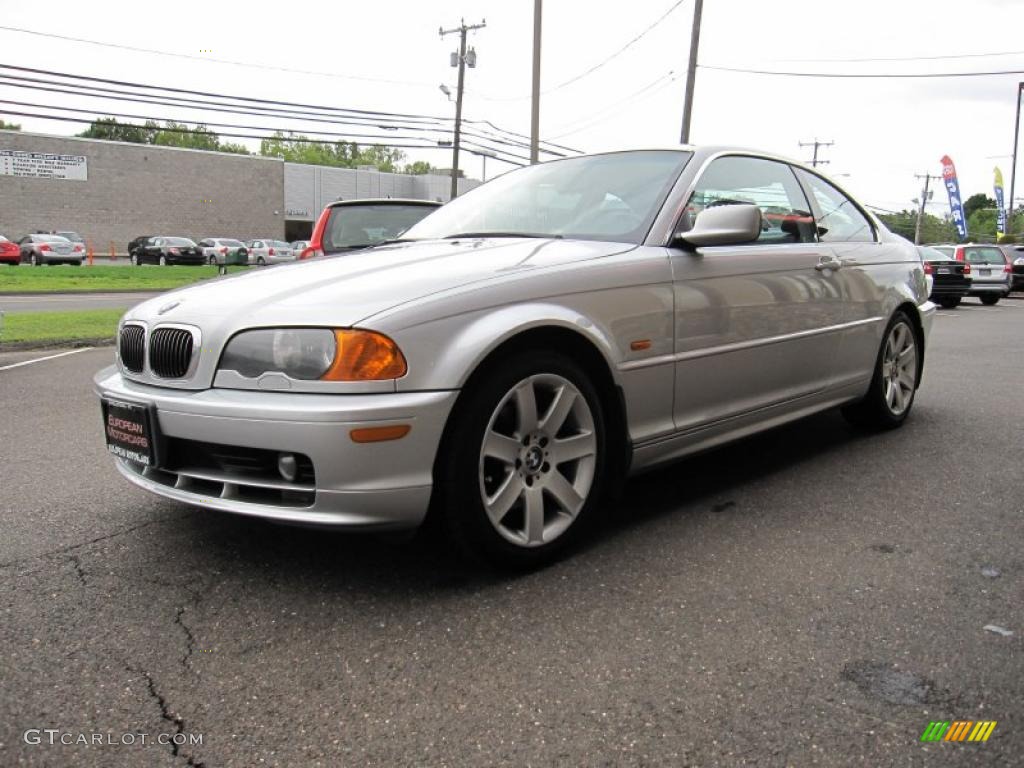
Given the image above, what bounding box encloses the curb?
[0,337,115,352]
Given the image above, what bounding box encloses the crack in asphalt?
[127,665,207,768]
[0,513,186,570]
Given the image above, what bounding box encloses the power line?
[545,71,679,139]
[0,63,581,154]
[0,25,436,89]
[776,49,1024,64]
[468,0,687,101]
[0,108,526,165]
[0,98,534,164]
[699,63,1024,78]
[0,75,546,159]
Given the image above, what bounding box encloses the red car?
[301,198,442,260]
[0,235,20,266]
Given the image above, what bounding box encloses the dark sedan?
[998,244,1024,292]
[129,237,204,266]
[918,246,970,308]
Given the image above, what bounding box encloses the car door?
[793,168,885,387]
[669,154,847,432]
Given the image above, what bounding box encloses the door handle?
[815,256,843,271]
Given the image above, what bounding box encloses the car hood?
[128,237,631,329]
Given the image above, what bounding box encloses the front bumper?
[94,365,458,529]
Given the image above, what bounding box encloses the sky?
[2,0,1024,218]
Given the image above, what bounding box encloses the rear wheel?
[158,255,168,266]
[980,294,1000,306]
[937,296,961,308]
[130,253,140,266]
[31,253,42,267]
[842,311,919,430]
[208,255,217,266]
[436,352,610,569]
[256,256,266,266]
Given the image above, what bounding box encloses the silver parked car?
[94,148,934,567]
[198,238,248,268]
[246,239,294,266]
[19,233,82,265]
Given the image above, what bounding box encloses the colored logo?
[921,721,997,742]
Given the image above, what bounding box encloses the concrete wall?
[0,130,285,251]
[0,130,482,251]
[283,163,480,225]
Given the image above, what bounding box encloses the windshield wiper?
[443,232,563,240]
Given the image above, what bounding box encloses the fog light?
[277,452,298,482]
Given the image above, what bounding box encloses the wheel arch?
[894,300,926,389]
[430,322,632,504]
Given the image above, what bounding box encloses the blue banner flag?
[994,167,1007,237]
[941,155,967,241]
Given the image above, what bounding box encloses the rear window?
[269,240,291,248]
[165,237,196,246]
[37,234,69,242]
[963,246,1005,265]
[325,204,438,251]
[918,247,953,262]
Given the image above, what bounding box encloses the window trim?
[793,166,877,244]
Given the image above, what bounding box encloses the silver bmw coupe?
[95,147,934,566]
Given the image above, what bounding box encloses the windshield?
[403,150,691,244]
[918,246,953,261]
[324,203,439,250]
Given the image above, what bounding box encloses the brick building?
[0,130,478,252]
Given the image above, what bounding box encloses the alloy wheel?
[478,374,597,548]
[880,321,917,416]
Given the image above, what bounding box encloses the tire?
[435,351,610,569]
[130,253,140,266]
[937,296,961,309]
[208,255,217,266]
[159,255,167,266]
[70,260,81,267]
[256,256,266,267]
[31,253,42,267]
[980,294,999,306]
[842,310,920,430]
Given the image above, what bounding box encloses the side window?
[682,156,816,244]
[795,169,875,243]
[199,240,211,248]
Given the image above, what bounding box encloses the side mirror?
[674,203,763,249]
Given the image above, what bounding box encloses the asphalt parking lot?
[1,299,1021,767]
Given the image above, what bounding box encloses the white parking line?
[0,347,94,371]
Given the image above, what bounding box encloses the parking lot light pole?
[1009,82,1023,237]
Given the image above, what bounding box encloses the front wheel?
[130,253,140,266]
[31,253,42,266]
[208,255,217,266]
[435,352,610,568]
[158,255,167,266]
[842,311,919,430]
[980,294,1000,306]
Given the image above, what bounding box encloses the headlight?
[219,328,407,381]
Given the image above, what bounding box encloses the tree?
[404,160,435,175]
[877,210,957,244]
[258,132,405,170]
[967,206,998,241]
[77,117,155,144]
[963,193,995,221]
[0,118,21,130]
[218,142,250,155]
[151,121,221,151]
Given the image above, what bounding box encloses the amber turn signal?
[350,425,412,443]
[321,330,407,381]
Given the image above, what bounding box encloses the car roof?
[326,198,443,209]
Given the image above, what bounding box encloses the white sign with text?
[0,150,88,180]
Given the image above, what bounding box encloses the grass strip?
[0,265,241,293]
[0,309,123,344]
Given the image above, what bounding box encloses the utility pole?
[530,0,542,164]
[1009,82,1023,237]
[679,0,704,144]
[799,138,834,168]
[440,18,486,199]
[913,172,941,245]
